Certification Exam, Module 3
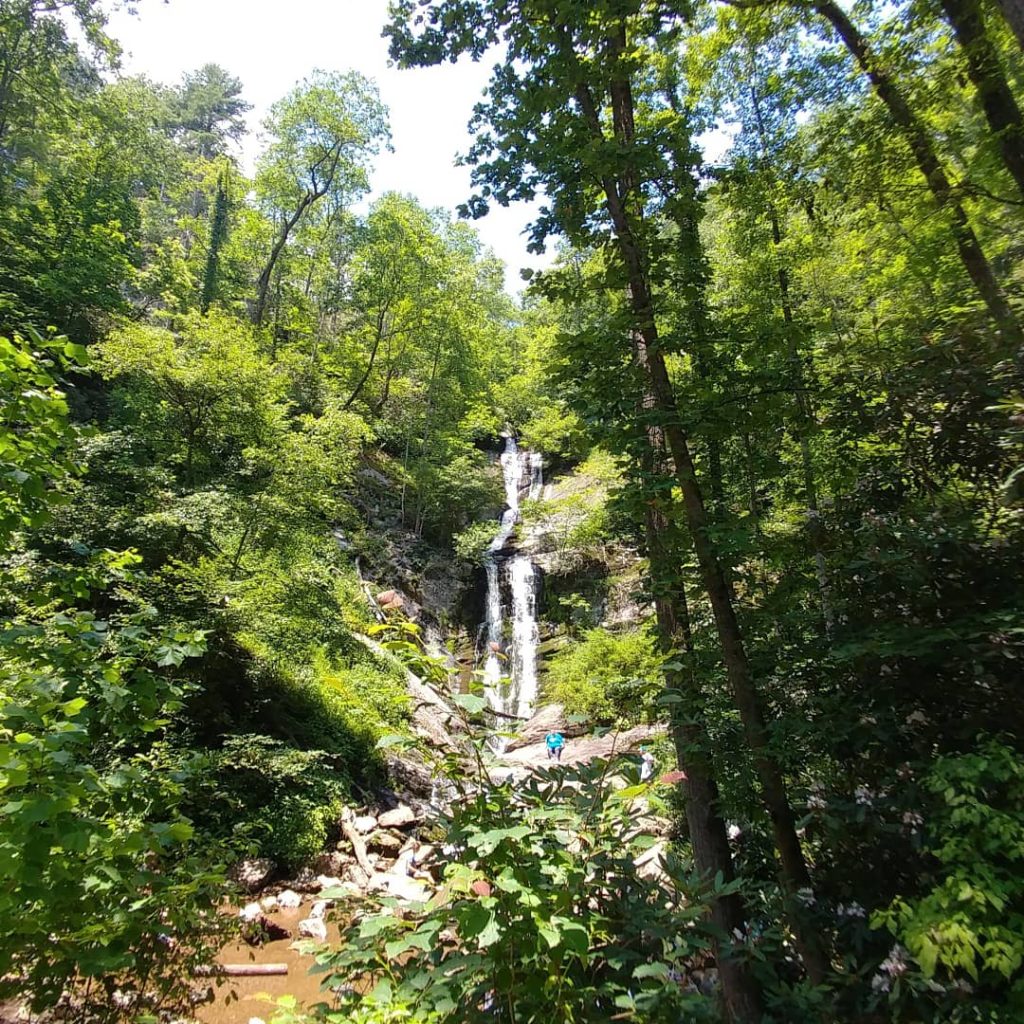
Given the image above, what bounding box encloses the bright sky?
[107,0,551,292]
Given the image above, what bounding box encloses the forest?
[1,0,1023,1022]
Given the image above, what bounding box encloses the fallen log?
[340,806,375,877]
[197,963,288,977]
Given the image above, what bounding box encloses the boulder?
[297,916,328,942]
[277,889,302,909]
[309,900,330,920]
[290,867,320,893]
[378,804,417,829]
[316,852,350,875]
[353,815,378,834]
[367,830,404,854]
[370,871,432,904]
[229,858,276,893]
[239,902,263,922]
[503,704,587,752]
[316,874,342,891]
[260,895,279,912]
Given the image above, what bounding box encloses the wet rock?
[367,830,404,854]
[378,804,417,829]
[277,889,302,909]
[229,858,276,893]
[297,916,328,942]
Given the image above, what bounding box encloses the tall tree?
[725,0,1023,346]
[252,70,389,326]
[937,0,1024,200]
[172,63,250,159]
[388,0,830,994]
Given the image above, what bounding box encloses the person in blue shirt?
[545,730,565,761]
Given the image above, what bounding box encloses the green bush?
[186,734,348,871]
[258,795,343,870]
[315,756,728,1023]
[872,738,1024,1015]
[544,626,663,722]
[453,519,500,565]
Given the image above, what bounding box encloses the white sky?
[107,0,551,292]
[106,0,732,295]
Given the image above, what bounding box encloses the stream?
[481,435,543,732]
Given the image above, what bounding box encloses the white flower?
[807,794,827,811]
[871,973,891,993]
[727,824,742,841]
[902,810,923,829]
[855,786,875,806]
[880,945,909,977]
[795,887,816,907]
[837,902,866,919]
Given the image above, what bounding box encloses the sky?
[106,0,553,292]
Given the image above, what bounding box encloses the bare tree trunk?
[640,430,765,1023]
[812,0,1023,348]
[941,0,1024,199]
[253,196,312,326]
[993,0,1024,51]
[561,25,830,984]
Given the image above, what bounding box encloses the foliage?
[544,627,664,723]
[0,333,229,1019]
[873,739,1024,1009]
[452,519,499,565]
[311,753,729,1023]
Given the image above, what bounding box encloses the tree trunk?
[253,193,314,326]
[564,26,830,984]
[941,0,1024,199]
[813,0,1023,348]
[993,0,1024,50]
[640,431,765,1023]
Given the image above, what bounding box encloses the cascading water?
[481,436,543,732]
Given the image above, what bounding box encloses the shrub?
[544,626,663,723]
[312,756,730,1023]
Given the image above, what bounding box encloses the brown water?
[197,905,345,1024]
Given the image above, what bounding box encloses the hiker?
[640,747,656,781]
[545,730,565,761]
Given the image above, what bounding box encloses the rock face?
[503,703,588,752]
[229,858,276,893]
[502,721,664,767]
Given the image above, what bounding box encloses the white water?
[481,437,543,728]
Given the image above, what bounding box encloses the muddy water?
[197,905,345,1024]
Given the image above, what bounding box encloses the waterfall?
[481,436,543,729]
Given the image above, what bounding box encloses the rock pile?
[231,802,439,949]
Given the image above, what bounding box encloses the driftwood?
[339,806,375,877]
[197,963,288,976]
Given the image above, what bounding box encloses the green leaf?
[454,693,488,714]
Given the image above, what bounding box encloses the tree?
[389,0,828,1001]
[252,70,389,326]
[171,63,250,159]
